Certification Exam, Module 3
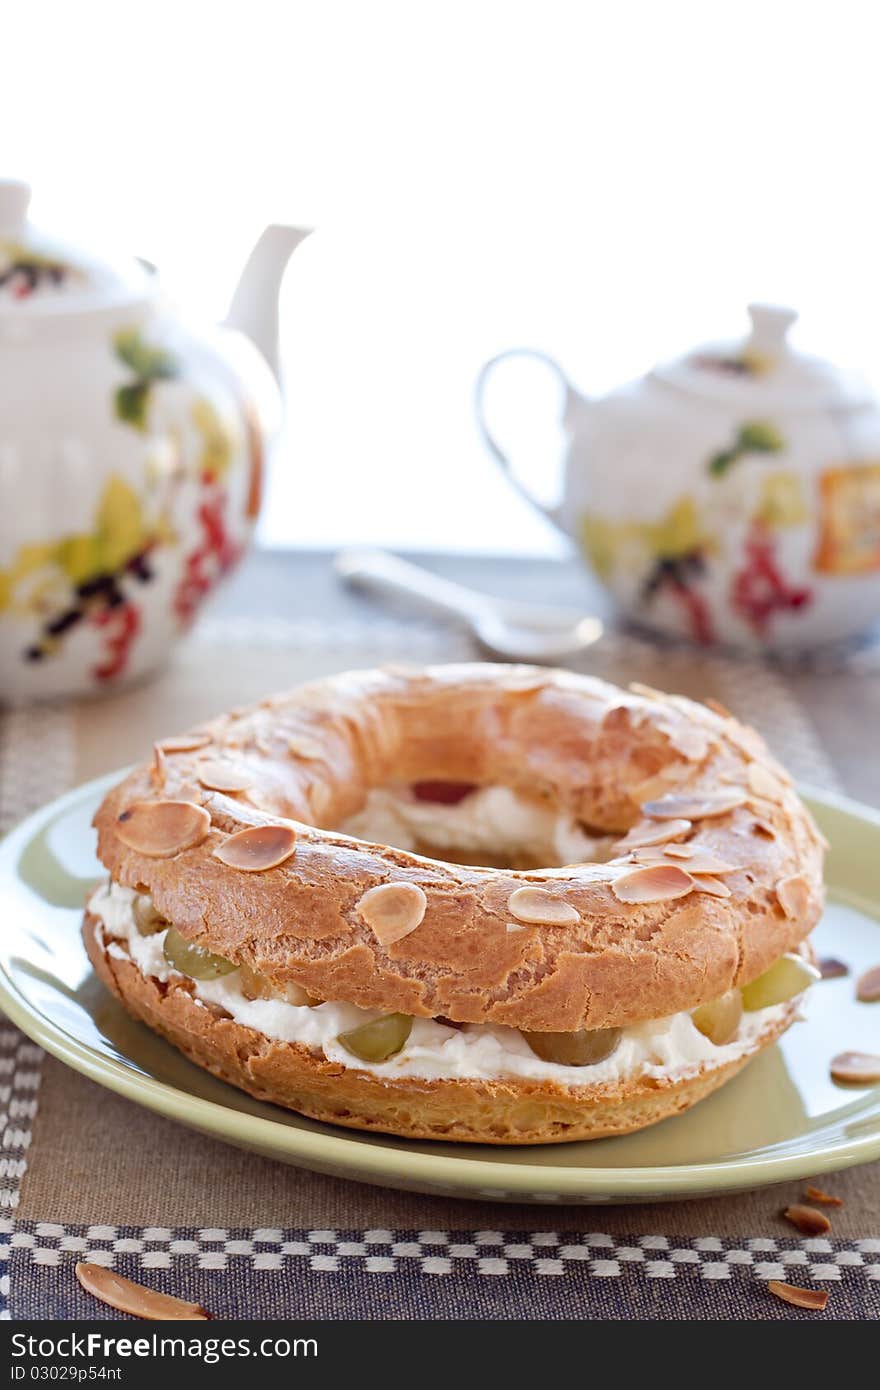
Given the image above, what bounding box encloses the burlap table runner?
[2,553,878,1319]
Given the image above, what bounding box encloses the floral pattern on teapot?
[0,240,80,300]
[815,463,880,575]
[580,419,816,645]
[0,326,262,687]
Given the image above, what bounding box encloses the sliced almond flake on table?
[75,1263,209,1320]
[817,956,849,980]
[804,1185,844,1207]
[855,964,880,1002]
[830,1050,880,1084]
[767,1281,829,1312]
[782,1204,832,1236]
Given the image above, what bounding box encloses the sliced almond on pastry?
[150,743,167,788]
[616,818,692,850]
[830,1050,880,1084]
[75,1263,209,1320]
[723,719,767,760]
[611,863,695,903]
[660,721,711,762]
[776,873,811,920]
[689,873,732,898]
[158,733,213,754]
[705,697,733,719]
[196,759,252,792]
[115,800,210,857]
[213,824,297,871]
[507,887,580,925]
[628,681,666,702]
[357,882,428,944]
[634,847,737,875]
[641,791,747,820]
[747,761,786,801]
[287,733,325,760]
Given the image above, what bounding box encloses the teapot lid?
[0,179,153,316]
[654,303,872,411]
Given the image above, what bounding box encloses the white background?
[6,0,880,554]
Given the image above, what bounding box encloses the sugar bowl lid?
[0,178,153,316]
[653,303,872,412]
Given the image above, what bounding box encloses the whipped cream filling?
[89,880,791,1087]
[340,784,615,867]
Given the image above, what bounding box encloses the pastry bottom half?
[83,913,794,1146]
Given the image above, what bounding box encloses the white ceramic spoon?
[334,549,603,663]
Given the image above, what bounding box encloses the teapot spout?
[225,224,312,382]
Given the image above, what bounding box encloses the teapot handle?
[474,348,575,532]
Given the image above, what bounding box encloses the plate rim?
[1,772,879,1202]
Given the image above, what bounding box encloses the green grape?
[162,926,236,980]
[691,989,743,1045]
[338,1013,412,1063]
[132,894,167,936]
[741,953,820,1011]
[522,1027,621,1066]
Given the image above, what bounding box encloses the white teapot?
[477,305,880,650]
[0,179,310,702]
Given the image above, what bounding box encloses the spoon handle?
[334,549,490,623]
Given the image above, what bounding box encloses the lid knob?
[0,179,31,234]
[746,302,798,354]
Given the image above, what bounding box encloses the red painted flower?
[90,602,141,682]
[731,522,812,635]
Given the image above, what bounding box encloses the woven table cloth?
[2,550,878,1321]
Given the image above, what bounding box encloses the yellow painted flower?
[0,544,67,616]
[0,475,150,615]
[580,514,621,580]
[754,471,808,528]
[192,398,237,480]
[580,494,715,578]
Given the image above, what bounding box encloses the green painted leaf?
[115,380,150,429]
[113,328,179,381]
[708,448,738,476]
[737,420,784,453]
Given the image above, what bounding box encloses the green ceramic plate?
[1,773,879,1204]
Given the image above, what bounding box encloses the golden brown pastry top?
[93,663,825,1031]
